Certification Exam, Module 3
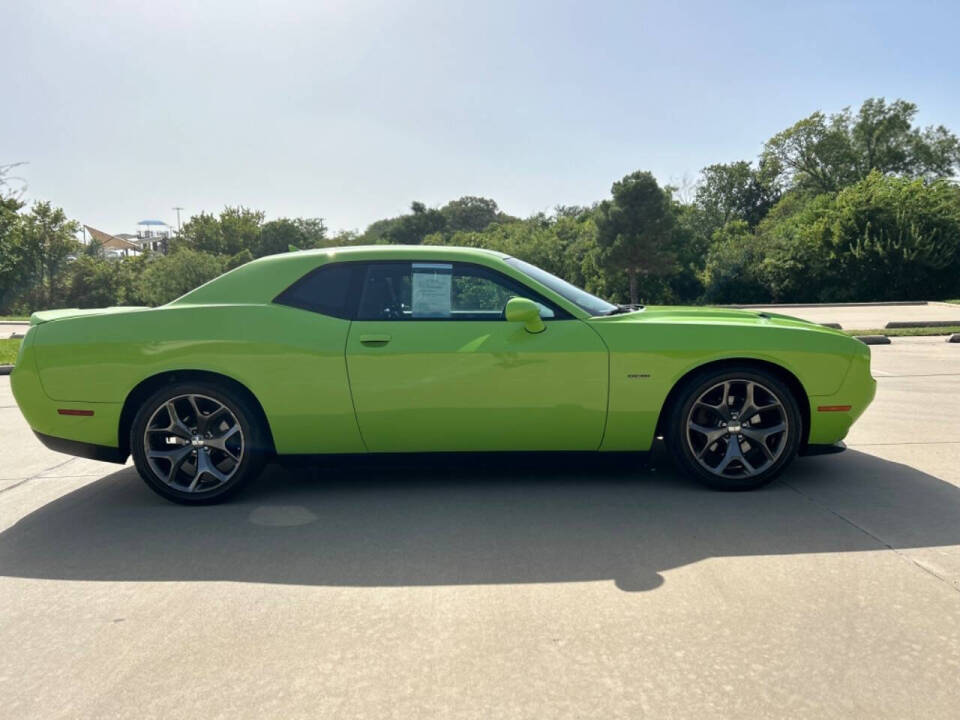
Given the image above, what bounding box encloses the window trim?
[272,259,574,321]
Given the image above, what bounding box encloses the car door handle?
[359,334,392,346]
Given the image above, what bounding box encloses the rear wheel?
[130,382,267,504]
[667,368,802,491]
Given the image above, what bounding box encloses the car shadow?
[1,448,959,592]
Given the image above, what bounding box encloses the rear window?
[273,263,358,319]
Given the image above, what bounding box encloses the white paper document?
[411,263,453,318]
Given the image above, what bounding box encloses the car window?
[273,263,359,319]
[356,262,559,321]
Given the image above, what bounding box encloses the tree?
[218,206,264,255]
[138,248,226,306]
[439,196,506,232]
[699,221,771,304]
[18,201,80,308]
[258,218,305,256]
[595,171,677,305]
[764,98,960,194]
[383,201,447,245]
[178,212,224,254]
[695,159,782,229]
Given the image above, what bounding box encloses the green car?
[11,245,875,504]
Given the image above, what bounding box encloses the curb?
[0,365,13,375]
[854,335,892,345]
[0,320,30,326]
[886,320,960,329]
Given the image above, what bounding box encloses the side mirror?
[505,297,545,334]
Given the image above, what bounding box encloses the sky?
[2,0,959,235]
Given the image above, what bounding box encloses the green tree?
[595,171,677,305]
[439,196,507,232]
[18,201,80,308]
[177,212,224,254]
[695,159,782,229]
[383,202,447,244]
[62,256,122,308]
[219,206,264,255]
[138,247,226,306]
[764,98,960,194]
[699,221,771,304]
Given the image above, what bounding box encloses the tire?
[130,381,268,504]
[666,367,802,491]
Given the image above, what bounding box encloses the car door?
[345,260,609,452]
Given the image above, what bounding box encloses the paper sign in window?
[412,263,453,318]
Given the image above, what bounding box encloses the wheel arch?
[654,358,811,449]
[118,369,276,457]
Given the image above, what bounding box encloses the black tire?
[666,367,802,491]
[130,381,268,504]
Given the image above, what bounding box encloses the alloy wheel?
[144,394,245,493]
[685,379,789,478]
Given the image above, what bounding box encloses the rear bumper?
[33,431,128,464]
[12,328,124,453]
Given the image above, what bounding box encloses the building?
[135,220,172,253]
[84,226,141,258]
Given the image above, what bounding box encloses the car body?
[11,245,876,502]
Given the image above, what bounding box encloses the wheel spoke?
[192,451,229,490]
[741,423,786,444]
[202,406,231,434]
[165,401,193,438]
[147,445,194,484]
[206,424,241,460]
[689,422,726,446]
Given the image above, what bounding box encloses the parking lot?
[1,336,958,719]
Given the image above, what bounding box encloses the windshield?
[505,257,618,316]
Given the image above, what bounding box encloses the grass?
[844,325,960,337]
[0,315,29,321]
[0,338,21,365]
[944,299,960,305]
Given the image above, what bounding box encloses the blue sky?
[2,0,958,234]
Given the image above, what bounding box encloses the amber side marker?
[57,409,94,416]
[817,405,852,412]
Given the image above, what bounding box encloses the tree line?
[2,97,959,315]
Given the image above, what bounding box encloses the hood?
[595,305,841,333]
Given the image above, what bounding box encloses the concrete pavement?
[733,301,960,330]
[0,338,959,718]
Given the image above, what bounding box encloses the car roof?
[169,245,513,307]
[281,245,510,260]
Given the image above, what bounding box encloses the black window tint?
[274,263,358,319]
[357,263,412,320]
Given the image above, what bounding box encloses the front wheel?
[666,368,802,491]
[130,382,267,504]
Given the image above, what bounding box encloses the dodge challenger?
[11,245,876,504]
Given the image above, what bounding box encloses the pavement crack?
[846,441,960,447]
[0,457,77,494]
[779,478,960,596]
